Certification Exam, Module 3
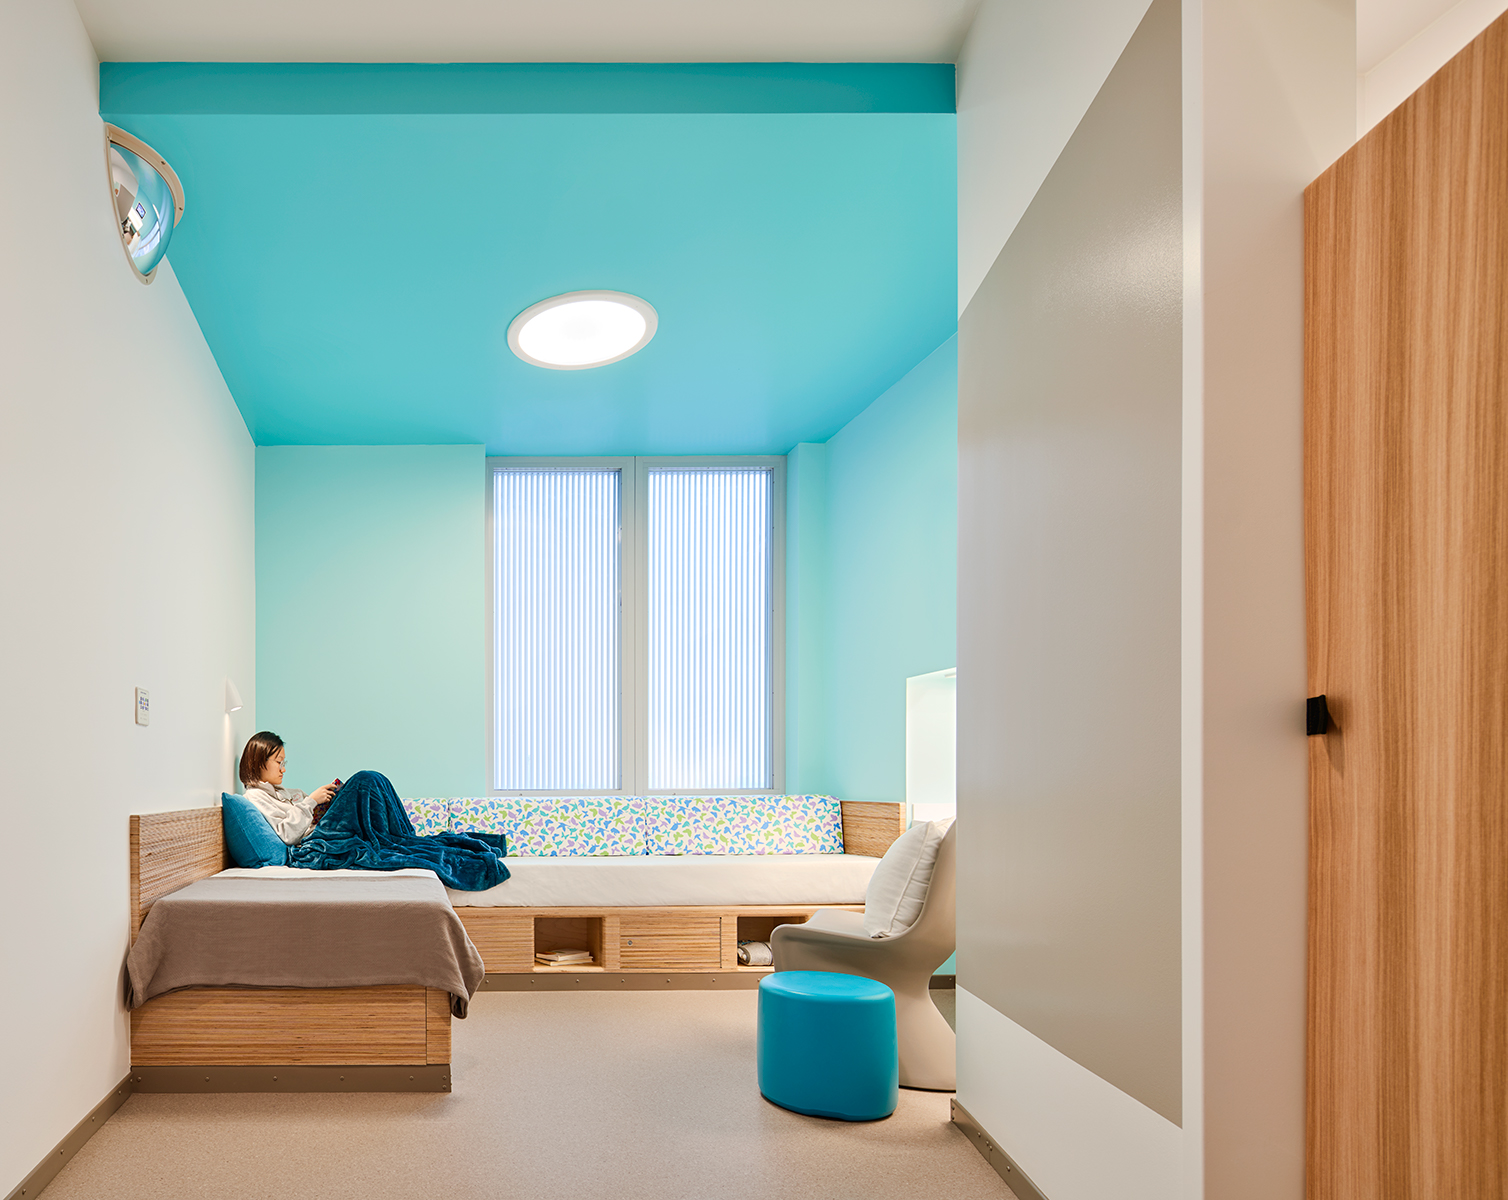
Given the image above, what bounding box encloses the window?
[488,457,783,795]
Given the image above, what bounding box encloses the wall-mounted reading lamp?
[104,124,185,284]
[225,680,244,715]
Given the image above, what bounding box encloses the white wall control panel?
[135,687,150,726]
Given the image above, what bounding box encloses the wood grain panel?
[130,808,227,940]
[130,987,428,1066]
[619,915,721,969]
[721,914,739,969]
[455,909,534,972]
[600,913,621,970]
[424,988,450,1065]
[840,801,906,858]
[1305,14,1508,1197]
[453,905,863,974]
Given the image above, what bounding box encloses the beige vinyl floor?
[41,989,1014,1200]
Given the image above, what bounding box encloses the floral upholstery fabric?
[744,794,844,854]
[644,795,844,855]
[443,794,845,855]
[644,797,752,855]
[399,796,449,837]
[447,796,647,856]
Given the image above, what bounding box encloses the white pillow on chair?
[863,818,953,938]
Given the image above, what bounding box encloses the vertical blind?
[646,468,772,791]
[492,469,621,791]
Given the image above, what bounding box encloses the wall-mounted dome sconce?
[104,124,185,283]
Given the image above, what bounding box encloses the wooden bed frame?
[128,809,452,1092]
[127,800,904,1087]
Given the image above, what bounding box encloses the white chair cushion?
[863,818,953,937]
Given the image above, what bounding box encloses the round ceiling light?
[507,291,658,370]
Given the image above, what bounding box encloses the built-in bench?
[399,795,906,988]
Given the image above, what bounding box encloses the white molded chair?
[770,821,956,1090]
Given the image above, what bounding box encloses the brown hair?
[238,731,285,788]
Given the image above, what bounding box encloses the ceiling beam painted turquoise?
[101,64,957,455]
[99,62,956,114]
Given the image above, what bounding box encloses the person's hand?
[309,781,339,805]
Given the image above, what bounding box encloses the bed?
[128,809,466,1093]
[126,800,906,1088]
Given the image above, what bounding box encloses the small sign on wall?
[135,687,150,727]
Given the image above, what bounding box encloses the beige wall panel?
[957,0,1183,1124]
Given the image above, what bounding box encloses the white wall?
[1358,0,1508,131]
[955,0,1355,1195]
[1186,0,1353,1194]
[955,0,1153,315]
[0,0,255,1188]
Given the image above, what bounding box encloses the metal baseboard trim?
[951,1098,1049,1200]
[481,972,959,992]
[5,1074,133,1200]
[482,971,767,991]
[129,1064,451,1093]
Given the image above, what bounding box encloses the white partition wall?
[954,0,1356,1196]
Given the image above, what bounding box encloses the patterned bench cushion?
[645,795,844,855]
[439,794,845,856]
[448,796,647,856]
[399,796,449,837]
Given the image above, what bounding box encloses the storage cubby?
[533,916,604,970]
[736,913,808,945]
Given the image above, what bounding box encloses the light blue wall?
[788,335,958,802]
[255,445,485,797]
[784,441,828,790]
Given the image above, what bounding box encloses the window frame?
[484,453,785,798]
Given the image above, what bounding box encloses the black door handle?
[1307,695,1331,736]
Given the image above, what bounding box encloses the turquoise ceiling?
[101,64,957,455]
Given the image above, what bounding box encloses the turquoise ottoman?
[758,970,899,1121]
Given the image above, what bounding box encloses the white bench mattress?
[446,853,881,908]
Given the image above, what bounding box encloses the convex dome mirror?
[104,124,185,283]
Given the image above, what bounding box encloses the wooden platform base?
[480,971,960,991]
[131,1064,451,1092]
[130,986,451,1070]
[456,904,863,976]
[481,970,768,991]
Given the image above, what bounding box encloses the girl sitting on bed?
[236,731,508,891]
[238,731,339,845]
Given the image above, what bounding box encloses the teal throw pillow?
[222,792,289,868]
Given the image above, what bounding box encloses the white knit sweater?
[242,781,316,845]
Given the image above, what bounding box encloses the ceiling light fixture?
[105,124,185,284]
[507,291,658,370]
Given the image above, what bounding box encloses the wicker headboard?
[130,807,227,941]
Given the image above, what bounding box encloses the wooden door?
[1305,14,1508,1199]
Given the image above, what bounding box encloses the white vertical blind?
[493,469,620,791]
[646,468,772,791]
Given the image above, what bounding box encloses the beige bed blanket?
[126,868,485,1016]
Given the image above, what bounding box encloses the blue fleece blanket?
[288,770,509,891]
